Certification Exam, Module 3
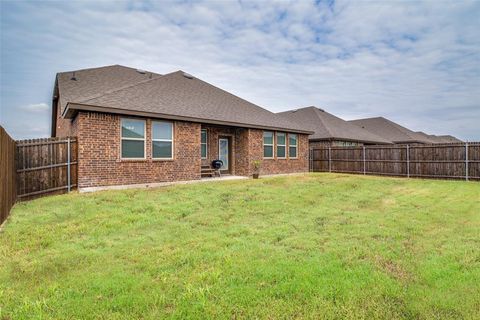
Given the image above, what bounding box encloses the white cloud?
[1,0,479,140]
[20,103,49,112]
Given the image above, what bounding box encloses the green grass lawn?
[1,173,479,319]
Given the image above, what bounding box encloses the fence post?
[328,147,331,172]
[465,142,469,181]
[363,146,366,175]
[67,138,71,192]
[406,144,410,178]
[309,148,312,172]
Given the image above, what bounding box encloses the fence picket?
[0,127,16,225]
[466,142,469,181]
[16,137,78,200]
[310,142,480,181]
[406,145,410,178]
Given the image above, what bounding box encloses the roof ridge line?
[312,107,336,137]
[57,64,124,75]
[79,71,173,104]
[183,73,284,119]
[321,109,392,143]
[79,70,286,122]
[58,64,162,76]
[387,118,423,141]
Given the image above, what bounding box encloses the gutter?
[62,102,315,135]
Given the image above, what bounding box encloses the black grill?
[211,160,223,170]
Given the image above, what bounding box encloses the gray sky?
[1,0,479,140]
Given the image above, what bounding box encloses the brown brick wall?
[199,125,308,176]
[247,129,309,176]
[234,128,250,176]
[74,111,308,188]
[76,111,201,188]
[54,101,75,137]
[200,125,250,175]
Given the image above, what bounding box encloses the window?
[201,129,207,159]
[276,132,286,158]
[152,121,173,159]
[121,118,145,159]
[289,134,297,158]
[263,131,274,158]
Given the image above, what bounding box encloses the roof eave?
[63,103,314,135]
[392,140,427,144]
[309,136,393,145]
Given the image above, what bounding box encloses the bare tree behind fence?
[16,137,78,199]
[310,143,480,181]
[0,126,16,225]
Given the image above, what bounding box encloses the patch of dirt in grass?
[382,198,396,207]
[374,255,411,282]
[391,186,411,194]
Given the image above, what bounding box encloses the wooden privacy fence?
[1,127,16,225]
[310,142,480,181]
[16,137,78,199]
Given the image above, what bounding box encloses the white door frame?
[218,137,229,172]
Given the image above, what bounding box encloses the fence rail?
[0,127,16,225]
[311,142,480,181]
[16,137,78,199]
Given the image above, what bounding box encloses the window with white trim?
[152,121,173,159]
[263,131,274,158]
[201,129,207,159]
[121,118,145,159]
[289,134,297,158]
[276,132,286,158]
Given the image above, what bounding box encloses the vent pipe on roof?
[136,69,146,74]
[183,72,194,79]
[70,72,77,81]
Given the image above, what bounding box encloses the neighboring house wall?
[76,111,201,188]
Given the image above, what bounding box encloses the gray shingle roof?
[57,65,162,114]
[59,65,311,133]
[428,134,463,143]
[414,131,438,144]
[348,117,434,144]
[277,107,392,144]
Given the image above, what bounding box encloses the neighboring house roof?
[348,117,434,144]
[58,65,312,134]
[414,131,437,144]
[428,134,463,143]
[277,106,392,144]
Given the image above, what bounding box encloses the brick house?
[52,65,312,190]
[278,106,392,147]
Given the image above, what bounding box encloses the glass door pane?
[218,138,229,170]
